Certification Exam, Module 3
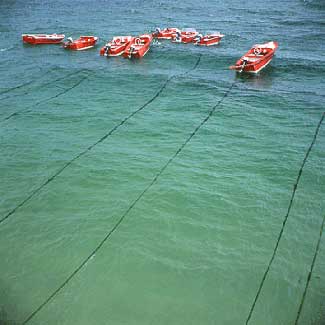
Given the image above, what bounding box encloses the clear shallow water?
[0,0,325,324]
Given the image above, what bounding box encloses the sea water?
[0,0,324,324]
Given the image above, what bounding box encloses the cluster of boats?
[22,34,99,51]
[21,28,278,73]
[100,34,152,59]
[153,27,225,46]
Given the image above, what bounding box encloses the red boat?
[152,27,180,39]
[63,36,98,51]
[22,34,65,44]
[172,28,199,43]
[194,32,225,46]
[230,41,278,73]
[99,36,132,57]
[123,34,153,59]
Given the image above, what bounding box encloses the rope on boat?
[0,54,202,226]
[0,69,87,102]
[245,111,325,324]
[2,71,89,122]
[294,214,325,325]
[22,74,235,325]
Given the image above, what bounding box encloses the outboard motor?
[128,45,135,59]
[154,27,161,36]
[104,44,110,56]
[194,34,202,43]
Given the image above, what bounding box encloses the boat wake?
[0,47,12,52]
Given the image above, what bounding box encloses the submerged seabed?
[0,0,325,324]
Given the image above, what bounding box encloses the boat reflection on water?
[235,65,276,90]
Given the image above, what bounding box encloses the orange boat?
[123,34,153,59]
[172,28,199,43]
[152,27,180,39]
[63,36,98,51]
[100,36,132,57]
[230,41,278,73]
[22,34,65,44]
[194,32,225,46]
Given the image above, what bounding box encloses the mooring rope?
[2,73,89,122]
[246,111,325,324]
[0,80,35,96]
[22,76,235,325]
[294,214,325,325]
[0,69,87,100]
[0,54,202,226]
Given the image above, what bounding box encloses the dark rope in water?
[0,55,201,226]
[246,111,325,324]
[2,73,89,122]
[0,80,34,96]
[0,69,87,100]
[294,214,325,325]
[23,74,234,325]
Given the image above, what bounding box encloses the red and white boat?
[194,32,225,46]
[99,36,132,57]
[22,34,65,44]
[123,34,153,59]
[172,28,199,43]
[230,41,278,73]
[152,27,180,39]
[63,36,98,51]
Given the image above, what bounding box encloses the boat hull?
[230,41,278,73]
[100,36,132,57]
[232,56,274,73]
[123,35,152,59]
[153,28,180,40]
[172,30,198,44]
[195,35,224,46]
[63,36,98,51]
[22,34,65,44]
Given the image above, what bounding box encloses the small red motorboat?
[22,34,65,44]
[172,28,199,43]
[152,27,180,39]
[123,34,153,59]
[63,36,98,51]
[230,41,278,73]
[99,36,132,57]
[194,32,225,46]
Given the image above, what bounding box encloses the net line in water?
[0,80,35,96]
[246,111,325,324]
[22,68,235,325]
[0,69,88,103]
[294,214,325,325]
[0,54,202,226]
[1,70,90,122]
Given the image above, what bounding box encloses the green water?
[0,0,325,324]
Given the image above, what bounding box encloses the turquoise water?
[1,0,325,324]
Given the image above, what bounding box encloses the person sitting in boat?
[253,47,262,55]
[67,37,73,43]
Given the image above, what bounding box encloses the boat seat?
[243,56,259,62]
[247,54,263,57]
